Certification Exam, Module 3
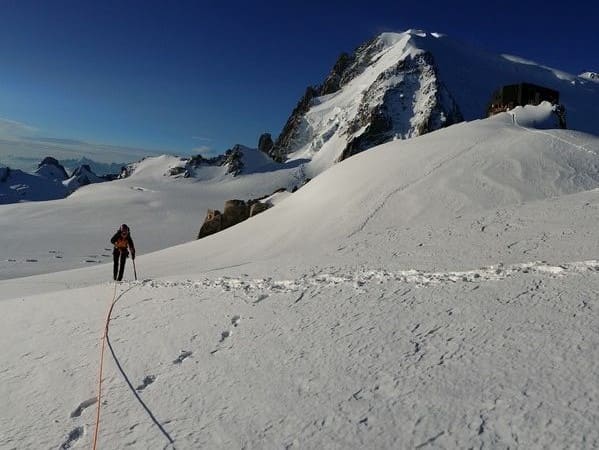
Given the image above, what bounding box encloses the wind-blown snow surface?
[2,108,599,449]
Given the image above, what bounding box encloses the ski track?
[512,113,599,156]
[347,135,499,239]
[132,259,599,294]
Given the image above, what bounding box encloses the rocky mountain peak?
[269,31,463,165]
[36,156,69,180]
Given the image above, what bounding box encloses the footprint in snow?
[60,426,84,449]
[173,350,192,364]
[70,398,97,418]
[254,294,269,303]
[136,375,156,392]
[220,330,231,342]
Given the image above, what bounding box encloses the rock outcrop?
[64,164,104,191]
[269,86,319,162]
[258,133,274,154]
[0,166,9,183]
[197,198,273,239]
[35,156,69,181]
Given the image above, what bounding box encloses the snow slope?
[0,152,302,279]
[2,107,599,448]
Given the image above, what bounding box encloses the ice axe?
[132,258,138,281]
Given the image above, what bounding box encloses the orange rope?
[92,281,118,450]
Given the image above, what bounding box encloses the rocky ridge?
[267,32,463,163]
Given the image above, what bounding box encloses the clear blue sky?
[0,0,597,160]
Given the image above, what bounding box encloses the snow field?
[2,105,599,448]
[2,260,599,448]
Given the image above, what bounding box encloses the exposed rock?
[321,52,354,95]
[270,86,319,162]
[270,35,463,165]
[222,146,244,176]
[198,200,250,239]
[178,145,246,177]
[339,52,463,162]
[197,209,223,239]
[222,199,250,228]
[36,156,69,180]
[249,202,269,217]
[64,164,104,191]
[0,166,9,183]
[258,133,274,154]
[168,166,187,177]
[197,197,273,239]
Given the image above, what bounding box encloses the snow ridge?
[137,259,599,294]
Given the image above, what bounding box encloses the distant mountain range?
[2,29,598,204]
[0,156,109,204]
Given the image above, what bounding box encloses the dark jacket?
[110,231,136,258]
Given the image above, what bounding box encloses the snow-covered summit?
[63,164,105,191]
[0,156,109,204]
[267,29,599,177]
[34,156,69,181]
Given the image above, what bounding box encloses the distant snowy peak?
[0,157,107,204]
[121,146,280,182]
[177,145,280,179]
[35,156,69,181]
[63,164,104,191]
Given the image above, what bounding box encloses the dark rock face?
[222,199,250,228]
[321,52,354,95]
[198,200,250,239]
[37,156,69,180]
[70,165,98,185]
[258,133,274,154]
[197,197,273,239]
[167,166,187,177]
[222,146,244,176]
[0,167,10,182]
[270,86,319,162]
[339,52,463,162]
[270,37,386,163]
[249,201,269,217]
[198,209,223,239]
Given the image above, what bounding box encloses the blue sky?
[0,0,597,165]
